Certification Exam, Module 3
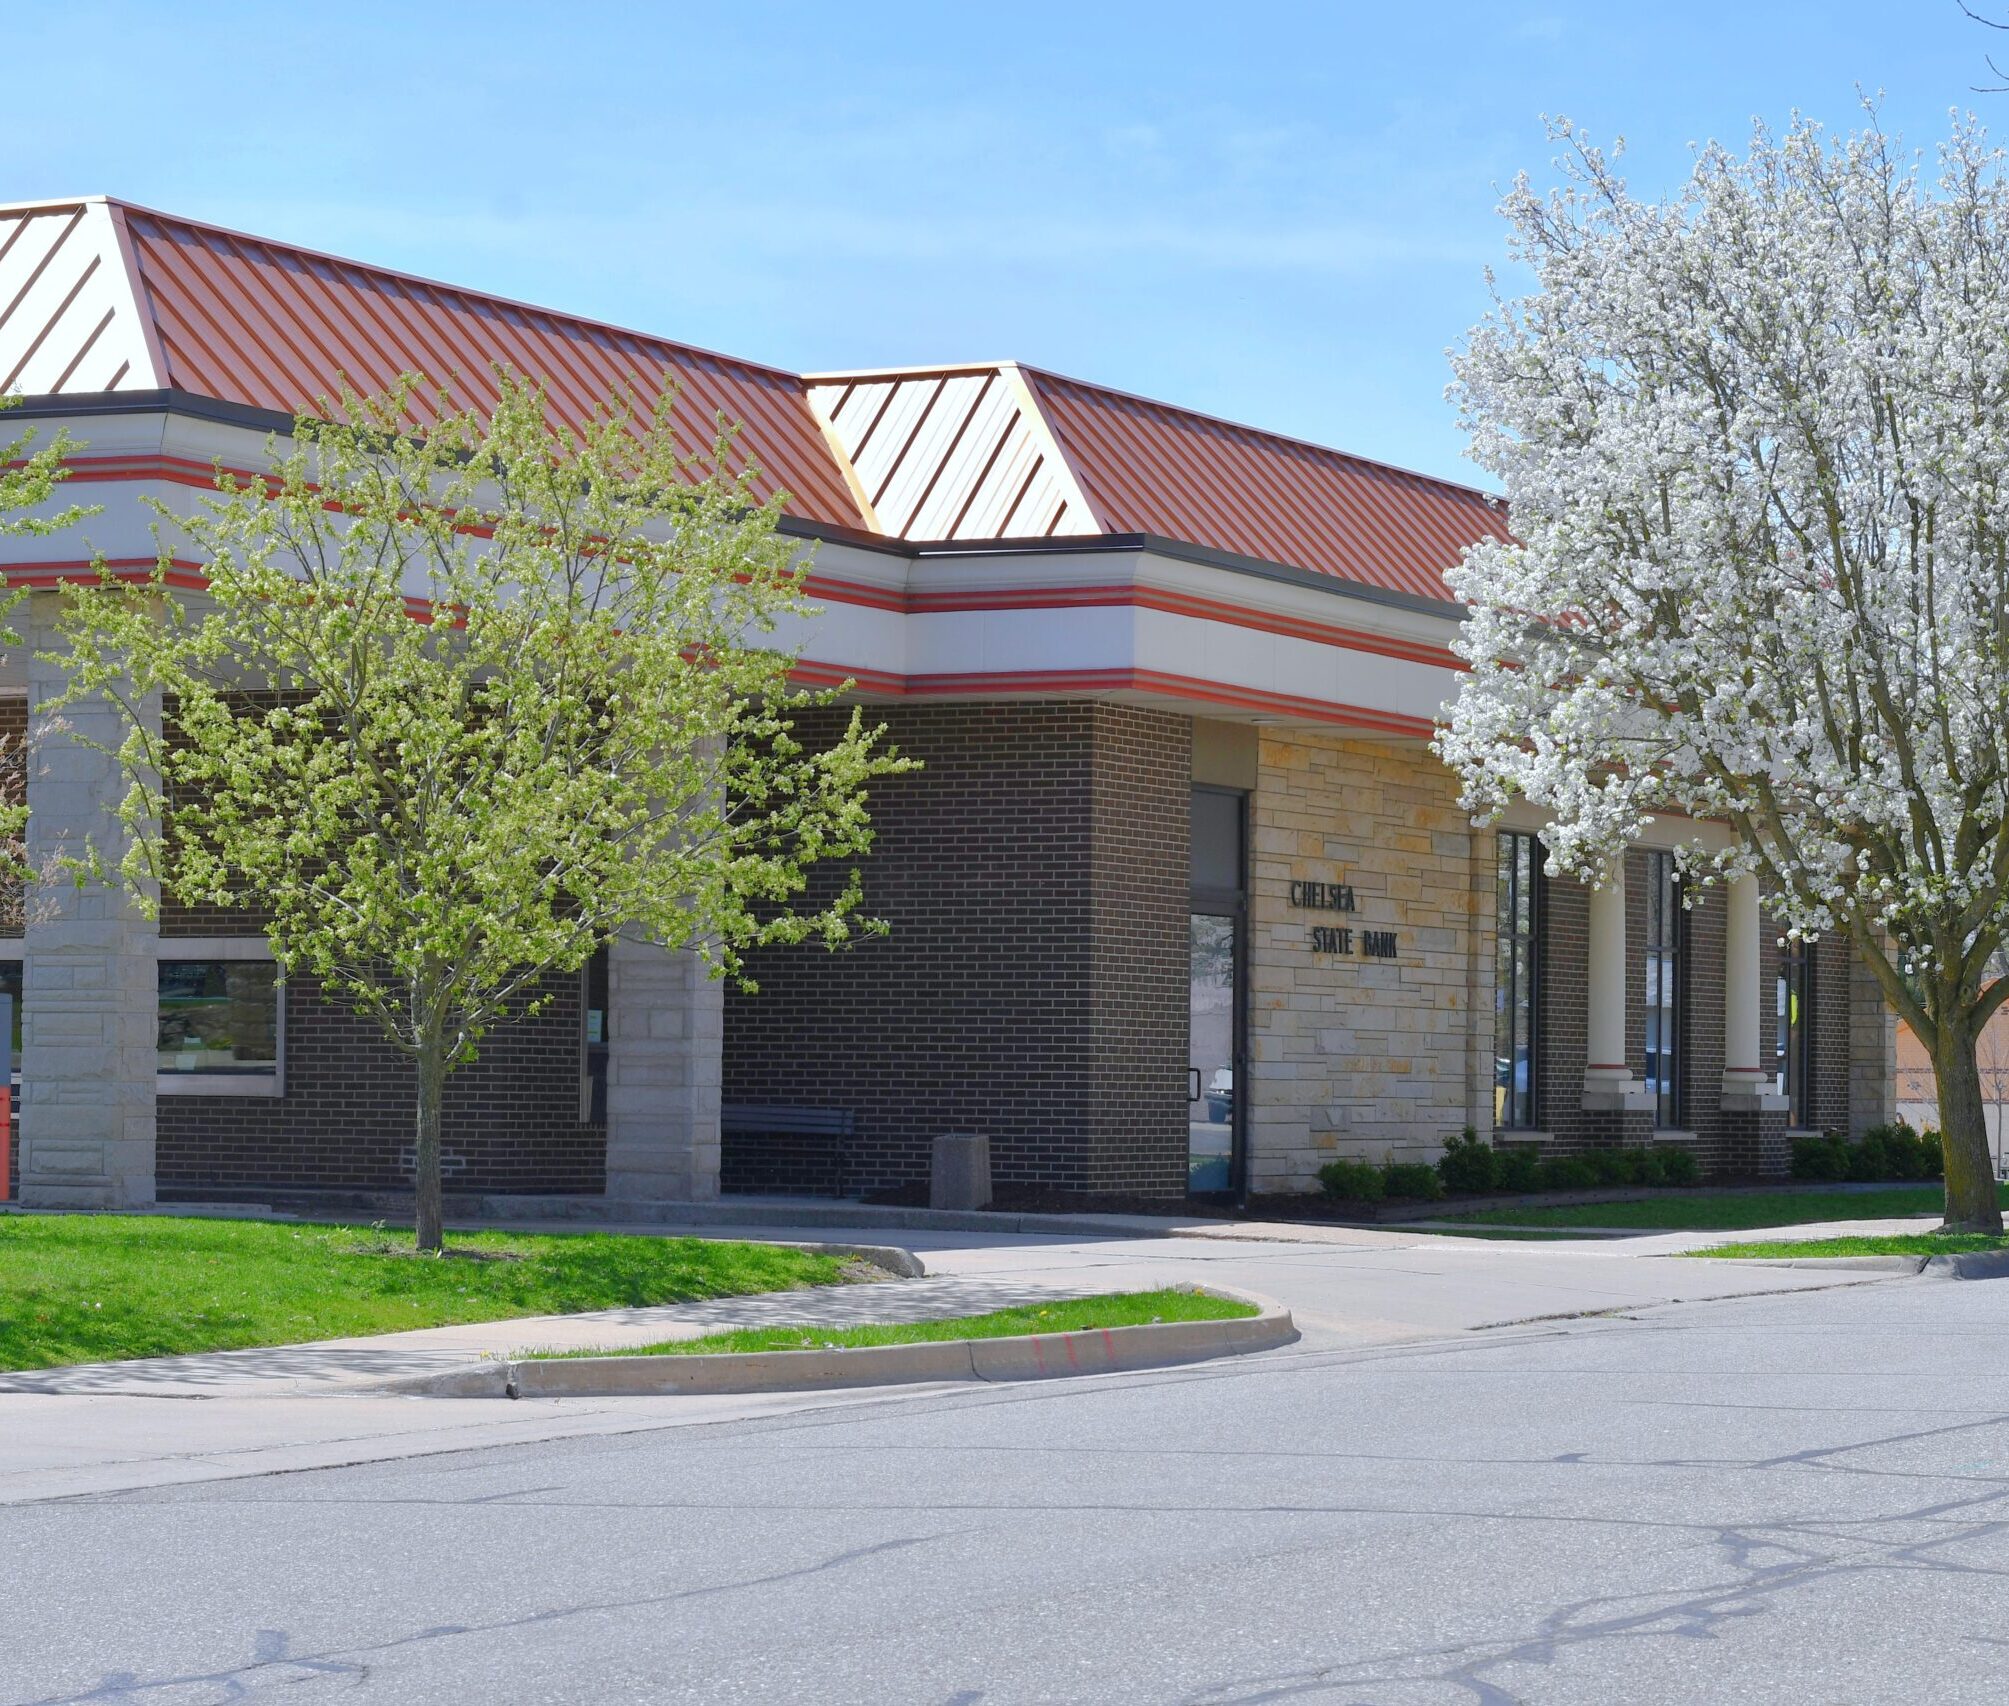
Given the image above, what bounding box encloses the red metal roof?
[2,197,1508,600]
[1022,366,1507,604]
[113,203,869,528]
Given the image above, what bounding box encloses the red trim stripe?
[786,658,1438,736]
[49,454,1465,671]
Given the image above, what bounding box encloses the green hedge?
[1790,1122,1942,1182]
[1317,1133,1700,1204]
[1434,1128,1699,1195]
[1317,1157,1444,1204]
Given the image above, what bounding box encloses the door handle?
[1189,1068,1202,1102]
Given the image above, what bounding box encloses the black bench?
[720,1103,855,1197]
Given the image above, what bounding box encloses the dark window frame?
[1777,939,1815,1128]
[1494,831,1542,1131]
[1188,784,1249,1201]
[1642,851,1684,1127]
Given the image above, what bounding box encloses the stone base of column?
[1720,1090,1791,1178]
[1578,1074,1657,1148]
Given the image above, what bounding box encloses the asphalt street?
[4,1270,2006,1704]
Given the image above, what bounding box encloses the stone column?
[1581,856,1652,1129]
[18,591,159,1208]
[602,931,721,1202]
[1720,874,1772,1101]
[1719,872,1789,1174]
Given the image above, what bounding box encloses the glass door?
[1188,912,1237,1193]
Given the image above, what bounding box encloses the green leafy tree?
[54,373,909,1250]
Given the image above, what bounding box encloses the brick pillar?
[1849,941,1897,1137]
[603,932,721,1202]
[1718,874,1788,1174]
[1720,1105,1790,1177]
[18,591,159,1208]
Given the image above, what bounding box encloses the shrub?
[1657,1147,1701,1186]
[1579,1148,1625,1187]
[1380,1161,1445,1201]
[1634,1148,1673,1187]
[1538,1155,1595,1191]
[1494,1147,1542,1192]
[1848,1130,1890,1183]
[1590,1147,1672,1187]
[1792,1122,1944,1183]
[1791,1133,1850,1181]
[1878,1127,1927,1181]
[1318,1158,1384,1204]
[1437,1128,1499,1193]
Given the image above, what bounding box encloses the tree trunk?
[1931,1021,2003,1234]
[414,1038,448,1253]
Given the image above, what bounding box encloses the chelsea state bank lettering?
[1289,877,1398,960]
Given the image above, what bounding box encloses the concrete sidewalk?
[0,1270,1110,1398]
[0,1217,1910,1505]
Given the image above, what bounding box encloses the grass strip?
[562,1287,1257,1358]
[1686,1233,2009,1260]
[0,1213,853,1371]
[1436,1184,1986,1231]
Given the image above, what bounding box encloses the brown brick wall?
[1086,708,1190,1195]
[1533,867,1591,1147]
[156,972,602,1197]
[722,702,1190,1197]
[1681,868,1730,1174]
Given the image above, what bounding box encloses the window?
[1494,833,1541,1129]
[157,960,281,1093]
[1776,941,1814,1127]
[1642,852,1683,1127]
[0,959,18,1077]
[1190,788,1245,898]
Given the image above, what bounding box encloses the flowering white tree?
[1440,113,2009,1233]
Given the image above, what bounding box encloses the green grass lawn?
[567,1287,1257,1358]
[1688,1232,2009,1260]
[1437,1183,1990,1231]
[0,1213,856,1371]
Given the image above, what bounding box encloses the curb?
[501,1199,1199,1240]
[1703,1254,1928,1272]
[1923,1249,2009,1280]
[146,1194,1209,1243]
[392,1288,1296,1399]
[777,1241,927,1279]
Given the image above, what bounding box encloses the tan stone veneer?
[1246,733,1494,1192]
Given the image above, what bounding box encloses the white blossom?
[1439,111,2009,1225]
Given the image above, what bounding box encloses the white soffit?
[806,363,1101,542]
[0,200,162,397]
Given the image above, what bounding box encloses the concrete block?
[930,1132,993,1211]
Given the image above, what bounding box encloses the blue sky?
[8,2,2002,486]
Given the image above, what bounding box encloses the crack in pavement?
[1167,1481,2009,1704]
[17,1534,947,1705]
